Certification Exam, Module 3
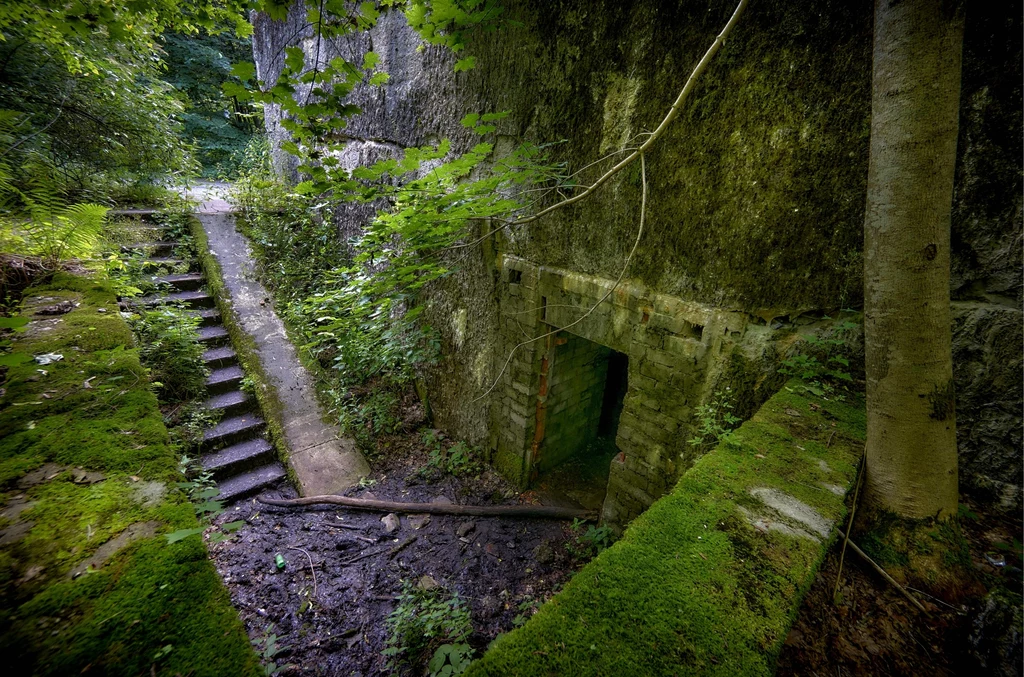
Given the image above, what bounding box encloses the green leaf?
[454,56,476,72]
[194,487,221,500]
[460,113,480,128]
[284,46,305,72]
[360,1,381,23]
[166,527,204,544]
[362,51,380,70]
[231,61,256,81]
[0,316,29,330]
[0,352,31,367]
[222,81,249,99]
[370,72,391,86]
[222,520,246,532]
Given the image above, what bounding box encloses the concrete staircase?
[126,236,288,502]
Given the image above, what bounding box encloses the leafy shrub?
[133,306,208,401]
[780,319,859,398]
[427,643,474,677]
[687,389,741,455]
[420,430,483,478]
[383,580,473,672]
[565,518,614,560]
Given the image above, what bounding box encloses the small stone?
[456,521,475,537]
[381,513,400,533]
[130,481,165,508]
[19,565,44,584]
[408,514,431,530]
[417,575,439,591]
[533,542,554,565]
[71,467,105,485]
[430,496,453,505]
[96,308,107,313]
[480,595,500,616]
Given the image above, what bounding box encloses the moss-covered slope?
[467,382,865,676]
[0,273,259,676]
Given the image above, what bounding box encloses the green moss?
[467,380,864,677]
[0,272,259,676]
[858,508,975,596]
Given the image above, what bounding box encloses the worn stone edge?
[466,379,865,676]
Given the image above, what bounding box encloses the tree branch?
[471,153,648,404]
[258,494,595,520]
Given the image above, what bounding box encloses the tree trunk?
[863,0,963,520]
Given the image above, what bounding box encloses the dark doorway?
[599,350,628,437]
[533,333,627,510]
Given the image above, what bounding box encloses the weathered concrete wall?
[493,256,790,522]
[252,1,1023,516]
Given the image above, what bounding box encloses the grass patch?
[466,381,865,677]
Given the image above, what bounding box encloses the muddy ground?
[208,430,596,676]
[777,497,1023,676]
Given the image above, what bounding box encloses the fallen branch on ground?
[257,494,595,520]
[287,545,318,599]
[836,528,929,614]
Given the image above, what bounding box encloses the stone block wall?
[492,255,776,525]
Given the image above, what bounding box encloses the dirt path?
[209,436,587,676]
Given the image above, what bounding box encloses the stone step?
[200,413,265,450]
[215,463,287,503]
[141,257,186,270]
[205,389,254,418]
[108,208,160,220]
[206,365,245,394]
[202,345,237,368]
[189,307,221,327]
[150,272,204,291]
[122,241,178,257]
[197,325,229,346]
[201,437,275,481]
[138,290,213,309]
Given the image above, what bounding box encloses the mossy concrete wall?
[466,381,865,676]
[0,274,258,676]
[492,256,793,524]
[253,1,1022,512]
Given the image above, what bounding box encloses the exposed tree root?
[837,528,929,614]
[257,494,595,520]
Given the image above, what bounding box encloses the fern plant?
[23,199,109,269]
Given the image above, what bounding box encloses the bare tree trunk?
[863,0,963,519]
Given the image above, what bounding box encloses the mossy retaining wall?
[0,273,259,676]
[253,0,1021,510]
[466,380,865,676]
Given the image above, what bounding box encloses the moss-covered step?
[467,381,865,677]
[0,273,259,676]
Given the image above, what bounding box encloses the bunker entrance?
[533,333,628,510]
